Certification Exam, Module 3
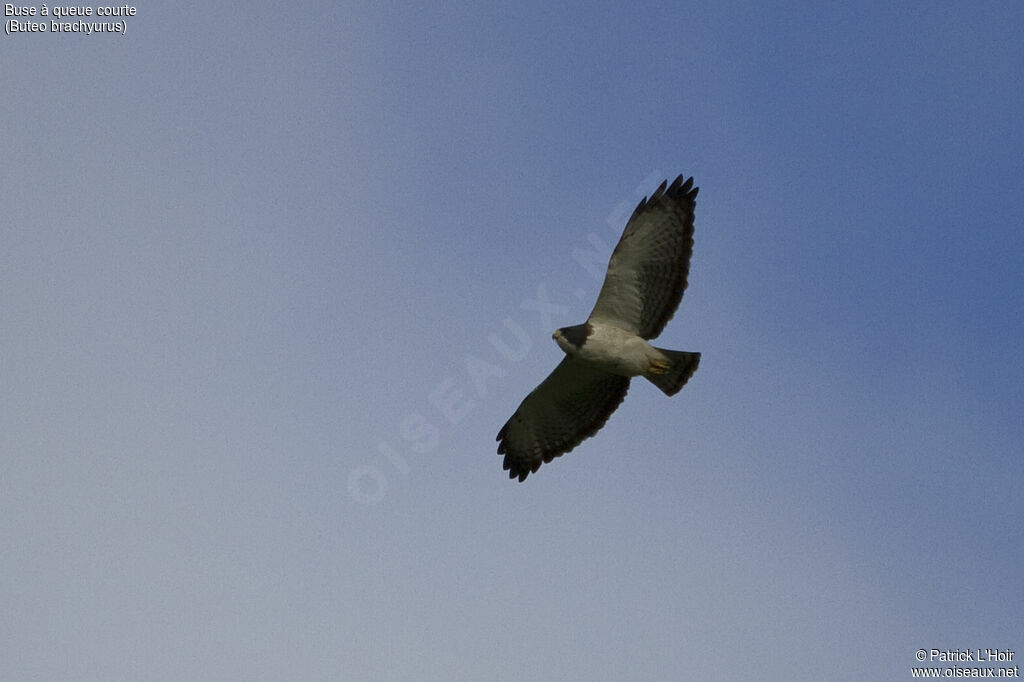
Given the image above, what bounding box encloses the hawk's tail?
[646,349,700,397]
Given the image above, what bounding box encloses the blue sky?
[2,2,1022,680]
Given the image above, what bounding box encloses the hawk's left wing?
[497,357,630,481]
[587,175,698,339]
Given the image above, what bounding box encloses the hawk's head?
[553,323,592,355]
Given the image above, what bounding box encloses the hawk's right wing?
[587,175,698,339]
[497,357,630,481]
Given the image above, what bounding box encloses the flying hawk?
[497,175,701,481]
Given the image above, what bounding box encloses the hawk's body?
[497,175,701,481]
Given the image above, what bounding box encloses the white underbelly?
[575,325,654,377]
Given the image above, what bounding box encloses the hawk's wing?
[587,175,698,339]
[497,357,630,481]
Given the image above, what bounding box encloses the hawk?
[497,175,701,481]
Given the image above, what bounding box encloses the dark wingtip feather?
[627,174,698,224]
[503,456,530,482]
[650,178,669,201]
